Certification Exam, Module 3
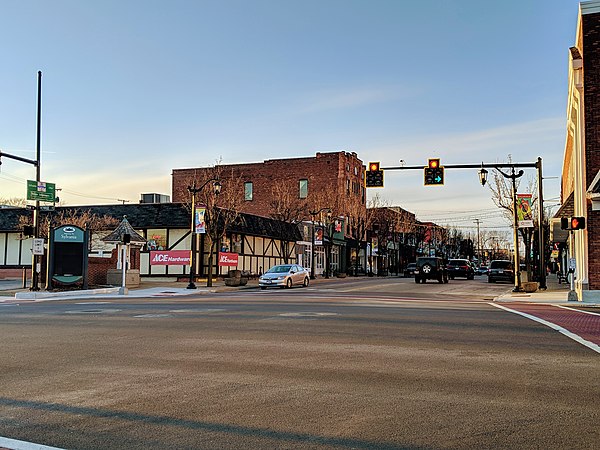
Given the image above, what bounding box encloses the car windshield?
[490,261,512,269]
[267,265,292,274]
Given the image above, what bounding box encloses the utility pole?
[32,71,42,291]
[474,219,482,264]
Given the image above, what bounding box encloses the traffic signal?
[560,216,586,230]
[570,216,585,230]
[366,162,384,187]
[424,158,444,185]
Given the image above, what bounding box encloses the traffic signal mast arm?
[382,162,538,170]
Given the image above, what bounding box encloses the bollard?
[22,267,27,289]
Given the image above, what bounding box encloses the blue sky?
[0,0,583,231]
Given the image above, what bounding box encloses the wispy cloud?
[296,85,419,113]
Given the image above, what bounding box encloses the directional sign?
[27,180,56,202]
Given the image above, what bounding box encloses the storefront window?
[231,234,242,253]
[146,229,167,251]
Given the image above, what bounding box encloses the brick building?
[172,151,368,275]
[554,1,600,301]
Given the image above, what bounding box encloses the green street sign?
[27,180,56,202]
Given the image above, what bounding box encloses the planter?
[522,281,538,293]
[336,272,347,278]
[225,277,248,287]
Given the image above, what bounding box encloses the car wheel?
[488,278,494,283]
[303,277,309,287]
[261,286,267,290]
[450,275,454,280]
[444,275,449,284]
[438,275,443,284]
[421,264,432,275]
[286,278,293,289]
[467,274,474,280]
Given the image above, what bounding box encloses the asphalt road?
[0,277,598,449]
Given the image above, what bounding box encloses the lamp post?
[497,166,524,292]
[187,178,221,289]
[309,207,331,280]
[324,211,334,278]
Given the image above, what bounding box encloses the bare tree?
[488,163,538,277]
[18,209,119,238]
[183,165,243,286]
[0,197,28,207]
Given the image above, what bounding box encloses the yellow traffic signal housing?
[424,159,444,185]
[366,162,384,187]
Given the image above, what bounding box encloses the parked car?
[259,264,310,289]
[414,257,448,284]
[447,259,475,280]
[403,263,416,278]
[487,260,514,283]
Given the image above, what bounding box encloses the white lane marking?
[134,314,173,318]
[169,308,225,313]
[75,302,110,305]
[279,312,338,317]
[556,305,600,316]
[64,309,122,314]
[489,303,600,354]
[0,435,65,449]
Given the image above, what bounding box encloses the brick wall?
[172,151,366,221]
[583,11,600,289]
[88,247,141,286]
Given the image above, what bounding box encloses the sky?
[0,0,584,234]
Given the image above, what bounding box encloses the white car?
[259,264,310,289]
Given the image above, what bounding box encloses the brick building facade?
[172,151,366,221]
[555,1,600,300]
[172,151,368,275]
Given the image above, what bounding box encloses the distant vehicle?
[403,263,416,278]
[487,260,514,283]
[414,257,448,284]
[447,259,475,280]
[476,265,489,276]
[259,264,310,289]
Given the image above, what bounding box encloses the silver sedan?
[259,264,310,289]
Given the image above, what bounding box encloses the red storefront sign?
[150,250,191,266]
[218,252,239,267]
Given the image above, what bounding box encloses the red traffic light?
[428,158,440,169]
[368,162,380,171]
[571,216,585,230]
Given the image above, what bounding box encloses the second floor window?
[299,179,308,198]
[244,182,253,201]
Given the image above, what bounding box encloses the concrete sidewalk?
[493,274,598,305]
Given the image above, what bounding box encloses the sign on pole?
[32,238,45,255]
[27,180,56,202]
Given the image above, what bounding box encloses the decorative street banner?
[314,226,323,245]
[516,194,534,228]
[150,250,191,266]
[372,236,379,255]
[218,252,239,267]
[194,206,206,234]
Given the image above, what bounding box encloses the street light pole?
[498,166,524,292]
[187,178,221,289]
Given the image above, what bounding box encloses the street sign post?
[27,180,56,202]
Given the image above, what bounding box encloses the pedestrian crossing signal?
[561,216,586,230]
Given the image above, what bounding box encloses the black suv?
[487,260,514,283]
[447,259,475,280]
[414,257,448,284]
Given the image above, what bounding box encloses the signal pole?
[474,219,482,263]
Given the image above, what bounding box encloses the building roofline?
[581,1,600,15]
